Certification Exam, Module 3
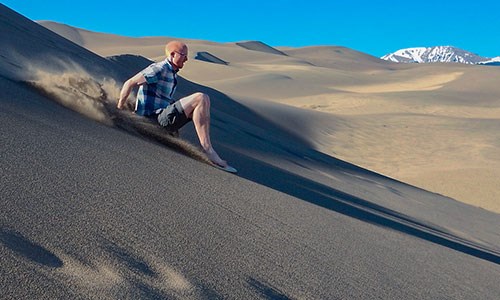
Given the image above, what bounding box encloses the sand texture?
[1,5,500,299]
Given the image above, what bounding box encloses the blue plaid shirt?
[134,59,178,116]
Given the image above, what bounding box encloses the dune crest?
[195,51,228,65]
[236,41,287,56]
[335,72,464,93]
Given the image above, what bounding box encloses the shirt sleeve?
[142,63,160,84]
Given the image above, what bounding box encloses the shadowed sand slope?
[2,4,500,299]
[194,51,228,65]
[236,41,287,56]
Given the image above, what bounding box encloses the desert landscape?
[1,4,499,299]
[39,20,500,214]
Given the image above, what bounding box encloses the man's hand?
[117,98,126,110]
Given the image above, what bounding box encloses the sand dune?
[163,39,499,214]
[335,71,464,93]
[194,51,228,65]
[36,14,500,230]
[2,4,500,299]
[283,45,397,71]
[236,41,287,56]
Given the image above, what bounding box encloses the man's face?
[171,45,188,70]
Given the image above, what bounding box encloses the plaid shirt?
[134,59,178,116]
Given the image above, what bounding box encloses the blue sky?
[4,1,500,58]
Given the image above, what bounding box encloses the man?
[117,41,227,168]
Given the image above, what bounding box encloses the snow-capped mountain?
[381,46,494,65]
[478,56,500,66]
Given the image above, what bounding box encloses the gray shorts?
[156,101,191,132]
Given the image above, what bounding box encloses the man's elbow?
[122,79,130,90]
[129,73,146,87]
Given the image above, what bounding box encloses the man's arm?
[116,72,147,109]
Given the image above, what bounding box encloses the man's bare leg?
[179,92,227,167]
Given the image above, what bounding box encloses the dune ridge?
[236,41,287,56]
[335,71,464,93]
[194,51,228,65]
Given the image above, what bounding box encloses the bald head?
[165,41,187,57]
[165,40,188,70]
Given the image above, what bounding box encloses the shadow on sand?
[184,79,500,266]
[0,227,63,268]
[234,154,500,265]
[247,277,292,300]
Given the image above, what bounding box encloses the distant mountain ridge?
[381,46,500,65]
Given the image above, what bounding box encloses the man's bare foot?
[205,148,227,168]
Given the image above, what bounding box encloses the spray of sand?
[26,63,212,165]
[29,67,117,125]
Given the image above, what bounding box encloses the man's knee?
[194,92,210,106]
